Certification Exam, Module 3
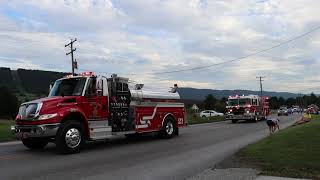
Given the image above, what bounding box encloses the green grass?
[187,114,226,125]
[0,120,15,142]
[238,115,320,179]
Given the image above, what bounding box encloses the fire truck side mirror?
[49,82,54,92]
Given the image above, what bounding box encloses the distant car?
[278,107,289,116]
[200,110,224,118]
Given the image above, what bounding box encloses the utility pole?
[65,38,77,75]
[256,76,265,97]
[256,76,266,111]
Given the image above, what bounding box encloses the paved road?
[0,114,300,180]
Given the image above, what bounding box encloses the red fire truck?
[225,95,270,123]
[11,72,186,153]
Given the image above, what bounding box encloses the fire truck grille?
[232,108,245,115]
[233,111,244,115]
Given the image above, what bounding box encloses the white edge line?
[0,141,21,146]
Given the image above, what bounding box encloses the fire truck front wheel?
[55,121,84,154]
[22,138,49,150]
[160,117,176,139]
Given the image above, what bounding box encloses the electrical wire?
[124,25,320,75]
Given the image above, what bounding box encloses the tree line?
[268,93,320,109]
[191,93,320,113]
[0,86,19,119]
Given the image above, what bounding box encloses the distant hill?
[178,87,300,100]
[0,68,67,101]
[0,67,301,101]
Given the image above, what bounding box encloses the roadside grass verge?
[0,120,15,142]
[238,115,320,179]
[187,114,226,125]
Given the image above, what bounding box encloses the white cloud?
[0,0,320,93]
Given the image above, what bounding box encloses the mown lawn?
[238,115,320,179]
[0,120,15,142]
[187,114,226,125]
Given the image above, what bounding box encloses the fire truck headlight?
[38,113,58,120]
[246,110,250,114]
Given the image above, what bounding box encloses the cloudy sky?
[0,0,319,93]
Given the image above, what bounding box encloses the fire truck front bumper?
[225,114,255,120]
[11,123,60,139]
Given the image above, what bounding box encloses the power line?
[126,25,320,76]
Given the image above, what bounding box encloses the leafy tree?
[204,94,217,110]
[278,97,286,106]
[286,97,296,107]
[0,86,19,119]
[269,96,279,109]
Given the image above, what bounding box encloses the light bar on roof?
[80,72,94,76]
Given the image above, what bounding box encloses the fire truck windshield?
[49,77,87,97]
[228,99,238,106]
[228,98,251,106]
[239,98,251,105]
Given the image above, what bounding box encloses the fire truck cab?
[11,72,186,153]
[225,95,270,123]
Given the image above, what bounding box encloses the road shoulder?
[188,115,303,180]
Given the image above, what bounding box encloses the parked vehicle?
[225,95,270,123]
[11,72,186,153]
[278,107,289,116]
[200,110,224,118]
[292,106,301,113]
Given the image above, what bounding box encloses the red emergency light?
[80,72,94,76]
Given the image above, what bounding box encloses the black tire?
[22,138,48,150]
[278,114,280,116]
[232,119,237,123]
[202,115,206,118]
[55,121,84,154]
[160,117,176,139]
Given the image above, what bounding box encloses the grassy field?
[187,114,226,125]
[238,115,320,179]
[0,120,15,142]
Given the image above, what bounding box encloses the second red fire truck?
[11,72,186,153]
[225,94,270,123]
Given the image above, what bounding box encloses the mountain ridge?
[0,67,302,100]
[179,87,300,100]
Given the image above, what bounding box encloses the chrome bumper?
[226,114,255,120]
[11,124,60,139]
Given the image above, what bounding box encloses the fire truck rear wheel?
[160,117,176,139]
[22,138,48,150]
[55,121,84,154]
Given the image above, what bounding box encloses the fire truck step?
[90,127,113,140]
[89,121,113,140]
